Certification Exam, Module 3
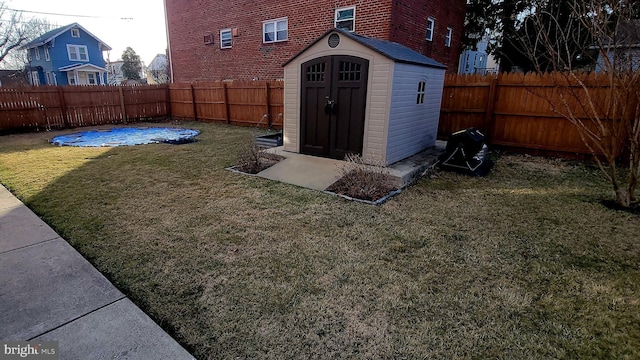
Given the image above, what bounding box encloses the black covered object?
[439,128,494,176]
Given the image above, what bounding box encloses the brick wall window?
[263,18,288,43]
[71,28,80,38]
[335,6,355,32]
[67,44,89,61]
[416,81,426,104]
[426,18,435,41]
[445,27,452,47]
[220,29,232,49]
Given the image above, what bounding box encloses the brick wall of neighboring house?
[390,0,466,72]
[166,0,464,82]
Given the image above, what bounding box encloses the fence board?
[439,72,631,156]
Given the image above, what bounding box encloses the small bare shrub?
[235,135,283,174]
[326,154,397,201]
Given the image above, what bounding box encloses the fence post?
[223,82,230,124]
[484,76,499,141]
[264,82,271,128]
[58,87,69,128]
[165,84,172,119]
[190,83,198,121]
[118,86,128,124]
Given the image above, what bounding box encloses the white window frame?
[67,44,89,61]
[220,29,232,49]
[335,6,356,32]
[31,71,40,86]
[445,27,452,47]
[44,46,50,61]
[71,28,80,38]
[87,73,97,85]
[27,49,32,61]
[35,47,40,60]
[262,18,288,43]
[426,18,435,41]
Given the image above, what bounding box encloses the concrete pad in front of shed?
[0,205,61,253]
[33,298,194,360]
[0,238,123,340]
[257,152,344,191]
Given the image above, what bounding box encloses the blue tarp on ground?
[51,127,200,147]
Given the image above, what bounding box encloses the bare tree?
[518,0,640,208]
[0,2,54,69]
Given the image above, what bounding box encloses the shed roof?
[283,28,446,69]
[20,23,112,51]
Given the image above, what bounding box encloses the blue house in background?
[20,23,111,86]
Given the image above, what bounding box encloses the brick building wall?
[390,0,466,72]
[166,0,465,82]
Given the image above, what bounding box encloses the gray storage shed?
[283,29,446,166]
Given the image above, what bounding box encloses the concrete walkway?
[258,142,446,191]
[0,185,194,359]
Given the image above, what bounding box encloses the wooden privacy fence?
[439,72,631,155]
[0,85,169,132]
[169,80,284,129]
[2,74,629,158]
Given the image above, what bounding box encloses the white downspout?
[163,0,174,83]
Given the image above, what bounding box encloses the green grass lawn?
[1,122,639,359]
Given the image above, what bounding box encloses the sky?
[8,0,168,66]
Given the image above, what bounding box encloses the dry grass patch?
[1,122,639,359]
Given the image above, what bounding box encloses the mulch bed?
[326,169,398,202]
[234,153,284,174]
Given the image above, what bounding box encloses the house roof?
[58,63,107,72]
[20,23,112,51]
[283,28,446,69]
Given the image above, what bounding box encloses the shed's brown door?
[300,55,369,159]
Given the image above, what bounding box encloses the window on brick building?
[426,18,435,41]
[335,6,355,32]
[416,81,426,104]
[220,29,232,49]
[445,27,452,47]
[263,18,288,43]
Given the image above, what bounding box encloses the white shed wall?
[385,63,445,164]
[283,32,394,164]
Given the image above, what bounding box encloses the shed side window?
[416,81,426,104]
[335,7,355,32]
